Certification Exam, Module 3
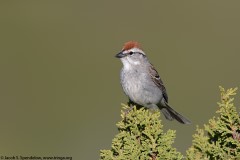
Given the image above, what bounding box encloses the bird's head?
[115,41,147,69]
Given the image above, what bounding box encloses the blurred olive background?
[0,1,240,159]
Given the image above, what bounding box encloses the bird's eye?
[155,75,160,79]
[129,51,134,55]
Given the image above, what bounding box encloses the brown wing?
[148,64,168,103]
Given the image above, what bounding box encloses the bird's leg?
[126,100,135,112]
[124,100,135,121]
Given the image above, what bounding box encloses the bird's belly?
[121,75,162,106]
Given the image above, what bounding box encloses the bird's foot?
[125,103,134,114]
[124,103,135,122]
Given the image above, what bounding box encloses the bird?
[115,41,191,124]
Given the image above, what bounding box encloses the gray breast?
[120,68,162,106]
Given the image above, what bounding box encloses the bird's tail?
[161,102,191,124]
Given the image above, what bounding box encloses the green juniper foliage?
[101,87,240,160]
[100,104,183,160]
[186,87,240,160]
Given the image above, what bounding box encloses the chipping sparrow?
[115,41,191,124]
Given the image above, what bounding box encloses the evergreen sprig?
[100,104,183,160]
[186,86,240,160]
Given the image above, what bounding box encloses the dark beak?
[115,51,126,58]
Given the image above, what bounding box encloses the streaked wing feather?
[148,64,168,103]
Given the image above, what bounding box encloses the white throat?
[121,57,140,70]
